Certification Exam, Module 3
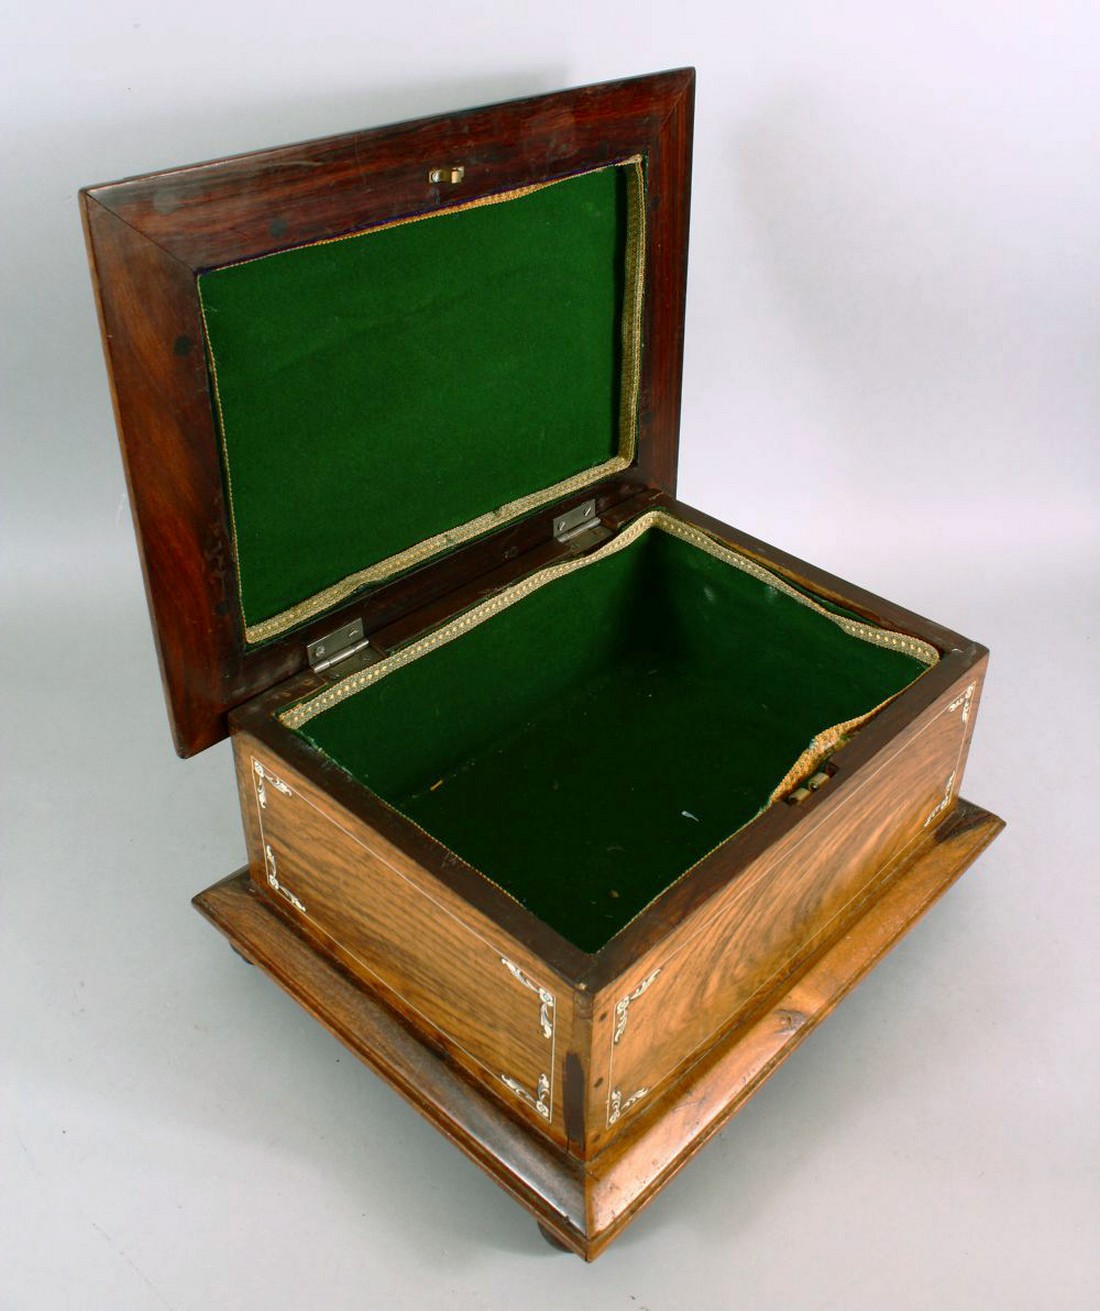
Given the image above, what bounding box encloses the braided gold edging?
[618,159,646,451]
[656,515,939,665]
[197,157,647,647]
[281,509,938,731]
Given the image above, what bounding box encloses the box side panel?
[231,731,575,1147]
[580,798,1003,1253]
[586,658,986,1152]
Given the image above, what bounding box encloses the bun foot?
[537,1222,571,1253]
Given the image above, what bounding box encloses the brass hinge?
[786,769,833,805]
[553,498,604,546]
[307,618,380,680]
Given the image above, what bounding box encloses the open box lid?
[82,69,694,757]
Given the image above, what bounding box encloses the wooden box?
[81,68,1003,1260]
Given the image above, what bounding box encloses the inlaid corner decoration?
[501,957,555,1040]
[264,843,306,914]
[251,756,304,912]
[253,759,293,809]
[948,682,976,726]
[607,967,663,1126]
[247,756,559,1123]
[502,1072,551,1121]
[613,968,661,1045]
[925,682,976,828]
[499,956,556,1121]
[608,1086,650,1126]
[925,770,957,828]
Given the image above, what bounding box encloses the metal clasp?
[428,165,465,184]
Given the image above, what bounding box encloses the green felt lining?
[290,516,935,953]
[197,162,641,644]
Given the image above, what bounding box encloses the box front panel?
[232,733,574,1145]
[588,661,985,1152]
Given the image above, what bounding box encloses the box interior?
[284,514,936,953]
[198,162,642,645]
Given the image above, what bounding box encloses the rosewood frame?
[80,68,696,757]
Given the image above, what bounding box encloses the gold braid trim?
[281,509,939,732]
[198,157,647,647]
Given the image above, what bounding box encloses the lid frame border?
[81,67,696,756]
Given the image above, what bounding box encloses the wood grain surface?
[234,731,580,1147]
[584,658,987,1152]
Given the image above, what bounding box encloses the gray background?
[3,3,1098,1307]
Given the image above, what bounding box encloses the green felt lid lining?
[197,159,645,646]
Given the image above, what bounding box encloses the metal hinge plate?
[307,618,380,679]
[786,766,835,805]
[553,499,600,544]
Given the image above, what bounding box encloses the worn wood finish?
[195,799,1003,1260]
[81,69,695,756]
